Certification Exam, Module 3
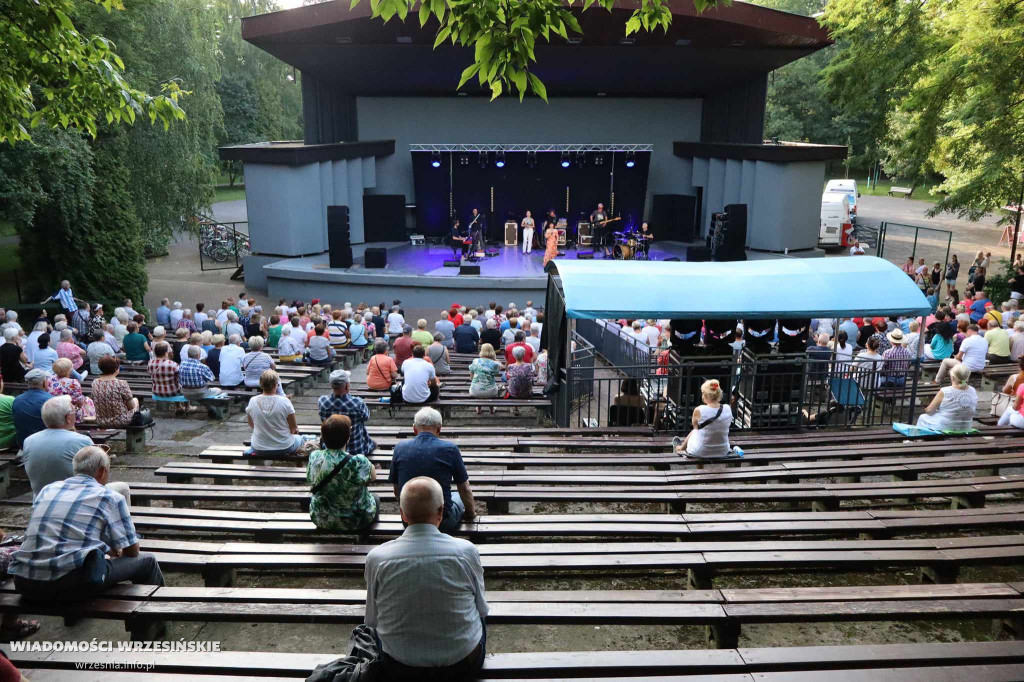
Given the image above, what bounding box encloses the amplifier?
[578,222,592,246]
[504,222,518,246]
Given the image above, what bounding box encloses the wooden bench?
[12,640,1024,679]
[888,186,913,198]
[92,533,1024,587]
[1,580,1021,648]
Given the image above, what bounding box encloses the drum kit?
[612,231,652,260]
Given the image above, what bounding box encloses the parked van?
[825,179,859,224]
[819,192,852,248]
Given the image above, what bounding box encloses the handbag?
[991,392,1012,417]
[129,408,153,427]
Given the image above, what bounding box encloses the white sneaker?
[79,370,89,379]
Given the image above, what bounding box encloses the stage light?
[625,151,636,168]
[560,152,570,168]
[576,151,586,168]
[459,154,469,166]
[495,151,505,168]
[527,151,537,169]
[430,151,441,168]
[478,151,487,169]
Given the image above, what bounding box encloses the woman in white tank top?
[673,379,734,459]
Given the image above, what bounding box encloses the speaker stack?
[327,206,353,268]
[364,247,388,269]
[708,204,748,262]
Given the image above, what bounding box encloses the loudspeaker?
[364,247,387,269]
[328,205,353,268]
[651,194,698,242]
[544,260,558,273]
[577,251,594,259]
[363,194,406,242]
[443,259,461,267]
[718,203,748,262]
[683,246,709,262]
[664,256,681,262]
[459,264,481,275]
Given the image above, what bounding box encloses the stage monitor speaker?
[459,264,481,276]
[683,246,709,262]
[362,195,406,242]
[504,222,518,246]
[327,205,353,268]
[664,256,681,262]
[651,194,698,242]
[443,259,461,267]
[577,251,594,259]
[364,247,387,269]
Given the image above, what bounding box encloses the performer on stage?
[450,218,470,258]
[542,215,560,267]
[468,208,486,250]
[590,203,611,258]
[638,221,653,258]
[521,210,535,255]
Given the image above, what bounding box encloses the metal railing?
[560,348,926,433]
[197,218,250,272]
[575,317,652,374]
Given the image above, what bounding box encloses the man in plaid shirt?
[318,369,376,455]
[179,345,223,401]
[11,446,164,600]
[148,342,182,397]
[881,329,912,387]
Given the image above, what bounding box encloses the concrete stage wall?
[356,96,702,217]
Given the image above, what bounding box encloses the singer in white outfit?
[521,211,535,254]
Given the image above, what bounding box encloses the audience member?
[386,305,406,338]
[48,359,95,422]
[394,345,439,405]
[92,356,141,428]
[32,333,58,374]
[985,320,1011,364]
[307,414,379,532]
[479,318,501,350]
[366,339,399,391]
[219,334,246,388]
[453,317,479,354]
[918,362,977,431]
[0,378,13,450]
[148,342,190,415]
[1011,321,1024,362]
[318,370,375,455]
[426,333,451,375]
[121,322,150,363]
[880,329,911,387]
[364,476,486,677]
[179,345,223,402]
[393,325,415,367]
[388,408,476,535]
[12,446,160,600]
[504,330,534,365]
[673,379,734,459]
[0,328,28,382]
[435,311,456,349]
[411,319,433,348]
[505,345,535,411]
[933,324,987,384]
[242,336,279,393]
[468,344,503,413]
[12,370,50,446]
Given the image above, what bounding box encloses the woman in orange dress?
[542,220,559,267]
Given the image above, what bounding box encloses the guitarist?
[590,203,613,258]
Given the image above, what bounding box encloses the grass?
[213,186,246,204]
[0,221,15,237]
[859,181,937,201]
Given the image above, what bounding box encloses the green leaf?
[510,68,527,100]
[419,2,430,26]
[625,15,642,35]
[490,79,502,101]
[528,72,548,102]
[457,62,481,89]
[53,9,75,31]
[475,35,493,63]
[433,25,451,48]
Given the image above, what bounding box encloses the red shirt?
[393,336,414,367]
[505,342,534,365]
[451,313,464,327]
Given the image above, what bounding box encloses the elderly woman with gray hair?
[0,327,29,383]
[242,336,283,395]
[504,345,535,414]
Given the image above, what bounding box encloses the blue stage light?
[625,159,635,168]
[495,151,505,168]
[430,151,441,167]
[625,151,635,168]
[560,152,571,168]
[496,160,505,168]
[431,160,441,168]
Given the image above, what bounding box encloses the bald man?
[364,476,487,677]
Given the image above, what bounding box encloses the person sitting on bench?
[245,370,311,458]
[931,324,987,385]
[917,361,978,432]
[672,379,735,459]
[179,345,223,403]
[307,414,380,533]
[318,370,375,455]
[364,476,487,679]
[389,407,476,535]
[11,446,163,601]
[23,396,132,504]
[392,345,440,405]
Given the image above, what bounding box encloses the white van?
[825,179,859,224]
[819,192,852,248]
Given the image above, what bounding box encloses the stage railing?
[560,349,926,434]
[575,318,652,375]
[555,331,597,426]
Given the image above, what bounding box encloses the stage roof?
[552,257,932,320]
[241,0,831,97]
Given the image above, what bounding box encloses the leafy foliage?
[0,0,187,143]
[823,0,1024,219]
[354,0,724,100]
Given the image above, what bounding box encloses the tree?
[215,0,303,185]
[823,0,1024,219]
[0,0,187,143]
[350,0,724,101]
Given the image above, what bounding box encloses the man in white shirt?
[526,324,541,354]
[399,345,439,404]
[1011,321,1024,362]
[365,476,487,676]
[386,306,405,338]
[218,334,246,387]
[640,320,661,347]
[933,323,987,384]
[849,240,865,256]
[192,304,208,329]
[523,301,536,319]
[168,302,184,328]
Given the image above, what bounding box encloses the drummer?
[638,221,653,258]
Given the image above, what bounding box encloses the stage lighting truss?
[411,143,652,153]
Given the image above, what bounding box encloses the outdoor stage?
[259,240,700,306]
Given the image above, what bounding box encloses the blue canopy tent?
[542,257,933,428]
[550,257,933,320]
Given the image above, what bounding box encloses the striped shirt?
[53,287,76,312]
[10,475,137,581]
[365,524,487,666]
[241,351,274,386]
